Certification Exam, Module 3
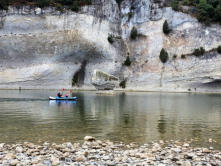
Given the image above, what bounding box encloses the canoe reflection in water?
[49,100,77,106]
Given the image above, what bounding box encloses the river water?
[0,90,220,149]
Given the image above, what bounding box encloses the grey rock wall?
[0,0,221,92]
[0,3,123,89]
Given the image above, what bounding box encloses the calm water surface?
[0,90,220,149]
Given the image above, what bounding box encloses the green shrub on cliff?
[107,34,114,44]
[193,47,205,57]
[159,48,169,63]
[163,20,171,35]
[124,56,131,66]
[116,0,123,7]
[181,54,186,59]
[217,45,221,54]
[130,27,138,40]
[181,0,191,6]
[128,12,133,20]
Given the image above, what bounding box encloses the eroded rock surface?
[91,70,119,90]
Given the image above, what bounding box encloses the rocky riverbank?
[0,136,220,166]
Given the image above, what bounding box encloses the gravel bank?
[0,136,220,166]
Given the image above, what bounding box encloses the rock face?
[91,70,119,90]
[0,0,221,92]
[0,3,123,89]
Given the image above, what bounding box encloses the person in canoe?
[57,92,63,98]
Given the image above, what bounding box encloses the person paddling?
[57,89,71,98]
[57,92,63,98]
[57,88,65,98]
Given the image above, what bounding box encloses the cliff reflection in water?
[0,90,220,149]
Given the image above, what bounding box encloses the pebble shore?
[0,136,220,166]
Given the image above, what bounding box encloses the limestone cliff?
[0,0,221,92]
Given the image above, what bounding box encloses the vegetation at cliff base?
[171,0,221,24]
[159,48,169,63]
[217,45,221,54]
[0,0,92,10]
[119,80,126,89]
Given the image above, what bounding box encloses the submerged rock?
[84,136,96,142]
[95,90,116,95]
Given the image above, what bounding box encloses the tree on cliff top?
[197,0,215,24]
[170,0,221,25]
[171,0,179,11]
[0,0,9,10]
[37,0,50,8]
[71,1,79,12]
[0,0,92,11]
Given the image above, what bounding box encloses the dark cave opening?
[72,60,87,87]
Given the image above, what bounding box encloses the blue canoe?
[49,96,77,100]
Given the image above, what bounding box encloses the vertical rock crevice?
[72,60,87,87]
